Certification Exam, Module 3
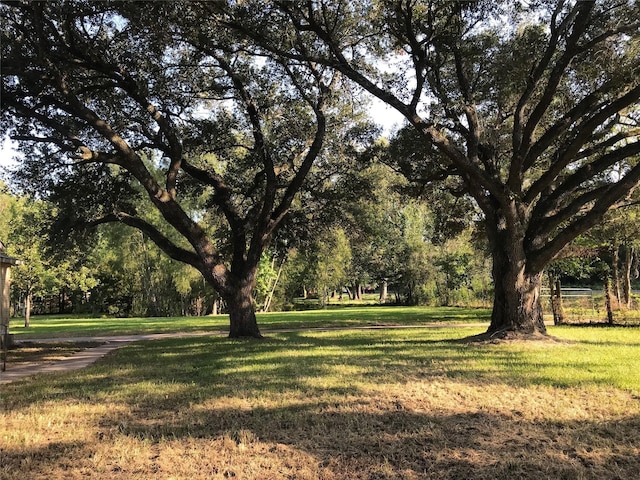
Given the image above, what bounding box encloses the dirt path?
[1,323,490,384]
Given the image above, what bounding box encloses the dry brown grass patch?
[3,380,638,479]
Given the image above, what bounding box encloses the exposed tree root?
[456,329,570,344]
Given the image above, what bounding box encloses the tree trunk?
[211,293,220,316]
[611,245,621,305]
[379,279,388,303]
[24,292,32,328]
[622,245,633,309]
[548,272,565,325]
[194,296,204,316]
[407,280,416,306]
[225,271,262,338]
[321,289,328,308]
[486,227,547,335]
[604,274,615,325]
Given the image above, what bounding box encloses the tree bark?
[604,274,615,325]
[24,292,31,328]
[611,245,621,305]
[194,296,204,316]
[211,293,220,316]
[225,270,262,338]
[486,224,547,335]
[548,272,565,325]
[345,286,353,300]
[354,282,362,301]
[321,289,328,308]
[622,245,633,309]
[379,279,388,303]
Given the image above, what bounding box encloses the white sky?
[370,98,406,136]
[0,135,19,171]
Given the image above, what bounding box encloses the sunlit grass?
[9,305,491,339]
[9,314,228,339]
[2,325,639,479]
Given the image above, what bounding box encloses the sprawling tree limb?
[531,141,640,227]
[510,2,594,190]
[88,213,203,269]
[531,161,640,272]
[180,159,244,227]
[512,0,575,155]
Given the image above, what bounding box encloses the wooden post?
[555,279,566,325]
[604,274,615,325]
[1,252,21,371]
[548,271,565,325]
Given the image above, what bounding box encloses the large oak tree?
[0,1,348,337]
[225,0,640,336]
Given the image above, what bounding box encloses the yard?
[1,308,639,479]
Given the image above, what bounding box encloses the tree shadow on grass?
[3,405,639,479]
[3,328,637,409]
[3,329,640,478]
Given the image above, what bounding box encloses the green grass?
[78,325,637,396]
[8,305,491,339]
[5,325,640,417]
[9,313,225,339]
[462,325,640,393]
[2,324,640,479]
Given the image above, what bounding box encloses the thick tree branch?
[452,44,483,179]
[511,2,594,188]
[88,213,203,269]
[529,149,640,272]
[210,54,277,271]
[525,84,640,204]
[180,158,244,229]
[512,0,573,153]
[531,140,640,229]
[394,0,428,112]
[270,81,327,230]
[223,2,503,201]
[521,88,603,175]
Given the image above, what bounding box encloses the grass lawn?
[2,323,639,479]
[8,305,491,339]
